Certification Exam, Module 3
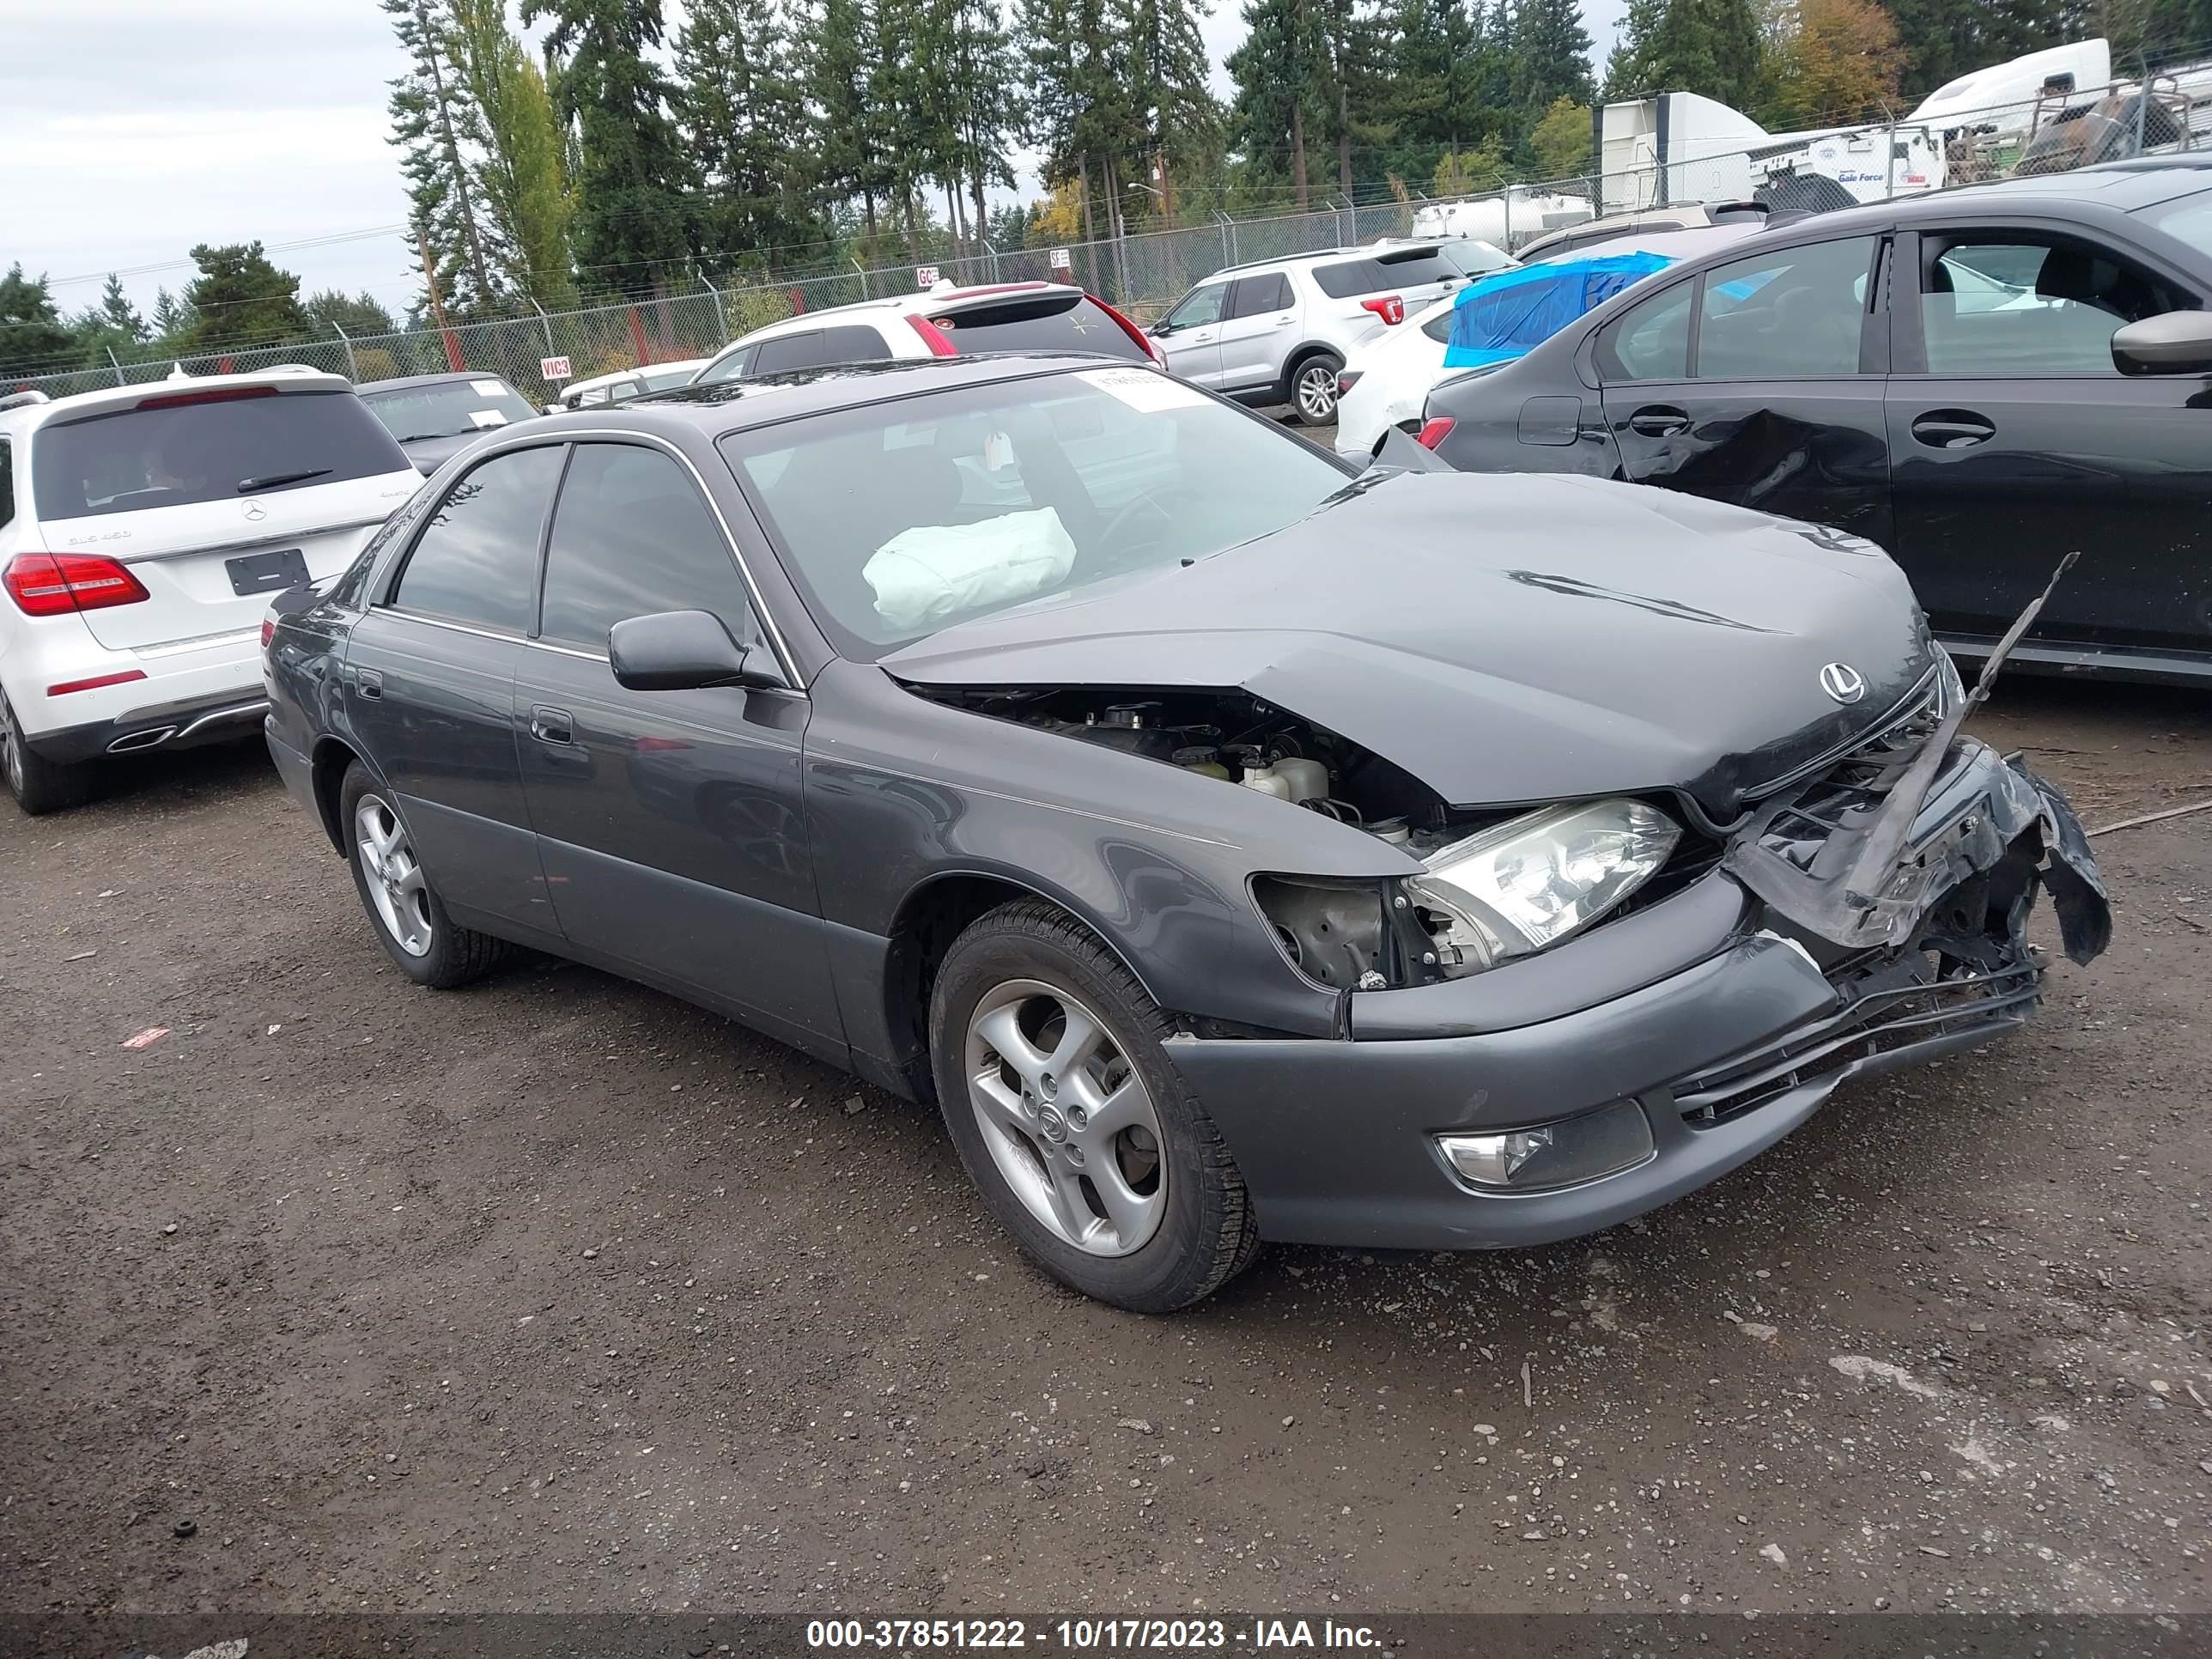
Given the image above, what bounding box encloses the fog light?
[1437,1099,1655,1192]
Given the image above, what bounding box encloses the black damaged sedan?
[263,353,2109,1310]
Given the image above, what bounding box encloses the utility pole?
[417,225,465,372]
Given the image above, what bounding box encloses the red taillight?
[1088,295,1169,369]
[1362,295,1406,326]
[1415,416,1455,450]
[261,618,276,651]
[48,669,147,697]
[906,314,958,357]
[134,385,280,411]
[4,552,152,617]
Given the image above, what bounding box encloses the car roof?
[1723,160,2212,248]
[1531,222,1766,266]
[1205,241,1453,280]
[1,368,357,434]
[577,352,1150,440]
[356,371,514,394]
[696,282,1093,363]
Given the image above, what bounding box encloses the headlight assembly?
[1406,798,1680,976]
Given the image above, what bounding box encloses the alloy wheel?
[1296,362,1338,422]
[0,693,22,797]
[964,978,1167,1257]
[354,793,434,957]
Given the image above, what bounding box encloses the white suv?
[1149,240,1513,424]
[0,373,421,813]
[690,281,1164,386]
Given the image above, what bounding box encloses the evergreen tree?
[1228,0,1327,205]
[451,0,578,308]
[1117,0,1217,215]
[182,243,312,353]
[1607,0,1765,109]
[97,274,148,343]
[942,0,1024,242]
[1021,0,1133,243]
[1884,0,2069,97]
[0,264,80,378]
[304,290,402,337]
[1509,0,1594,114]
[525,0,695,295]
[149,288,196,345]
[677,0,823,264]
[801,0,897,260]
[382,0,500,316]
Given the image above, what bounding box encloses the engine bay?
[912,684,1468,848]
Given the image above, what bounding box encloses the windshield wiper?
[237,468,331,493]
[394,432,461,443]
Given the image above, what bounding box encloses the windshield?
[362,378,537,441]
[1443,240,1516,277]
[720,367,1354,658]
[33,388,408,520]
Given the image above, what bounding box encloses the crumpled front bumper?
[1161,740,2111,1250]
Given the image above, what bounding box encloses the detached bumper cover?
[1164,738,2111,1250]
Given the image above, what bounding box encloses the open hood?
[883,471,1936,821]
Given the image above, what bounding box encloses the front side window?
[1164,283,1226,331]
[31,388,408,521]
[388,444,563,633]
[721,367,1354,657]
[1696,236,1875,379]
[538,444,757,651]
[1596,280,1692,381]
[1918,234,2189,374]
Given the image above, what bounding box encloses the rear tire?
[0,689,96,816]
[1287,351,1344,426]
[339,763,509,988]
[928,899,1261,1312]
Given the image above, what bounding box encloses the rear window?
[362,378,537,443]
[33,388,408,521]
[1372,247,1450,284]
[1312,258,1389,298]
[931,291,1147,359]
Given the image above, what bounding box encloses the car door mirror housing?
[608,609,781,692]
[2112,310,2212,375]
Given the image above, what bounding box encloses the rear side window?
[1312,258,1388,298]
[0,437,13,529]
[1596,280,1693,381]
[538,444,757,650]
[932,292,1147,360]
[754,331,830,374]
[389,444,563,634]
[31,388,409,521]
[1226,273,1293,318]
[1697,236,1875,379]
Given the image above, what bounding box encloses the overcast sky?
[9,0,1627,322]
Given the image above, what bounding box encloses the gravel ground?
[3,676,2209,1626]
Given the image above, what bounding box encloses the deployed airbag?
[864,507,1077,632]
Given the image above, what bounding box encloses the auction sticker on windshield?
[1078,366,1207,413]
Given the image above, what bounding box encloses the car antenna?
[1838,550,2081,916]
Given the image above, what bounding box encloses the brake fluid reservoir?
[1241,761,1295,799]
[1174,745,1232,781]
[1271,756,1328,803]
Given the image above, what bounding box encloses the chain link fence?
[13,69,2204,409]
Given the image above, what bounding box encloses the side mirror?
[2112,309,2212,375]
[1149,321,1170,337]
[608,609,782,692]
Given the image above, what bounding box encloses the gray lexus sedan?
[263,353,2110,1311]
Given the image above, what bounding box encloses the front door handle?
[529,705,574,745]
[1911,410,1996,448]
[1627,405,1691,438]
[353,668,382,701]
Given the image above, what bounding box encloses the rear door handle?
[1273,315,1296,326]
[353,668,382,701]
[1910,410,1996,448]
[1627,405,1691,438]
[529,705,574,745]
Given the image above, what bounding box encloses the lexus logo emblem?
[241,498,267,521]
[1820,662,1867,704]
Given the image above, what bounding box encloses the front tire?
[928,900,1260,1311]
[1288,351,1343,425]
[0,689,96,816]
[339,763,509,988]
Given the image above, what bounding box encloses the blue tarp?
[1443,251,1676,368]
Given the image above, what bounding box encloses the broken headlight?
[1406,799,1680,976]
